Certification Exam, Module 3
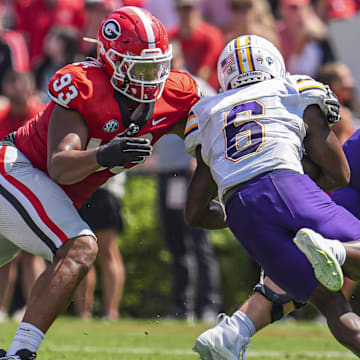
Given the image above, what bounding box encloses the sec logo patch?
[103,119,119,133]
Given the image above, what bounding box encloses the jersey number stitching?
[53,73,79,106]
[223,100,266,162]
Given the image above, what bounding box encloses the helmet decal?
[96,7,172,103]
[266,56,274,65]
[102,20,121,41]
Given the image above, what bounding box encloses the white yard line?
[44,344,357,358]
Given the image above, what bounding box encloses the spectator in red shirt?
[0,3,29,95]
[0,70,45,323]
[316,0,360,22]
[0,70,44,138]
[14,0,86,67]
[169,0,224,90]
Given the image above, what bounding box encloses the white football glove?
[322,85,341,126]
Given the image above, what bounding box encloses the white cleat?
[293,228,344,292]
[193,314,250,360]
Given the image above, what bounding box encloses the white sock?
[231,310,256,338]
[7,322,44,355]
[327,239,347,266]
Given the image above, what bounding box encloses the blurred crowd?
[1,0,360,322]
[1,0,360,128]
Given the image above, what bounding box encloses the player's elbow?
[184,207,202,228]
[325,165,350,191]
[335,167,350,188]
[47,163,76,185]
[48,168,70,185]
[335,160,350,188]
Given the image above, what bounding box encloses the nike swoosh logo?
[152,117,167,126]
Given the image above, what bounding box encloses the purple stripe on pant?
[225,170,360,302]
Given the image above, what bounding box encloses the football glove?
[96,136,152,168]
[323,85,341,126]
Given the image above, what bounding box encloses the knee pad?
[253,283,306,323]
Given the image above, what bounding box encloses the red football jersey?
[14,61,199,208]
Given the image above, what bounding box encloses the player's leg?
[194,170,360,358]
[19,253,46,303]
[190,226,221,323]
[20,235,97,332]
[77,188,126,320]
[158,172,195,319]
[342,241,360,279]
[0,255,19,321]
[193,276,301,359]
[310,284,360,356]
[10,253,47,322]
[285,175,360,354]
[74,265,96,319]
[0,144,97,357]
[97,227,125,320]
[3,235,98,358]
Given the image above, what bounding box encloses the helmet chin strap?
[113,89,154,137]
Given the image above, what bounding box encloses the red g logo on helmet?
[102,20,121,41]
[95,6,173,103]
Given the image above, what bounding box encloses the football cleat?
[0,349,36,360]
[293,228,344,292]
[193,313,250,360]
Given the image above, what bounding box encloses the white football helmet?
[217,35,286,91]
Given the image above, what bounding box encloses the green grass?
[0,317,356,359]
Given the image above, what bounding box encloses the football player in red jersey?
[0,7,200,360]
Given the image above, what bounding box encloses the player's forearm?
[185,200,227,229]
[47,149,100,185]
[315,172,349,192]
[302,155,349,191]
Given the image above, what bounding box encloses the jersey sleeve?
[184,108,201,157]
[165,70,201,116]
[48,63,94,112]
[291,75,328,109]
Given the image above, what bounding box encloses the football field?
[0,317,356,359]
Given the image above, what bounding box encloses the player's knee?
[333,321,360,352]
[65,236,98,274]
[254,283,306,323]
[78,236,98,268]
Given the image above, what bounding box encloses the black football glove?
[323,85,341,126]
[96,136,152,168]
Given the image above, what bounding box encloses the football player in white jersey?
[184,35,360,359]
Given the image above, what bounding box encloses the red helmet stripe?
[126,6,156,49]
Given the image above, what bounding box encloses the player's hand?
[96,136,152,167]
[323,85,341,126]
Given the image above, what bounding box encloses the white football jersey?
[184,75,329,202]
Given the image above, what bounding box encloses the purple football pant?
[225,170,360,302]
[332,186,360,219]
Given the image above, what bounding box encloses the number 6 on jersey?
[224,100,266,162]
